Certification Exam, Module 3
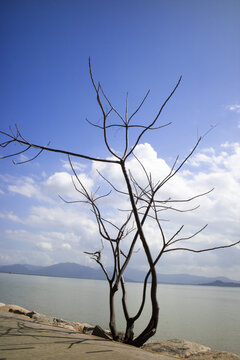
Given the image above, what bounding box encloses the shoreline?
[0,302,240,359]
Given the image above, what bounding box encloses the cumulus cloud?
[43,171,94,200]
[24,205,98,238]
[2,175,52,203]
[90,142,240,277]
[0,142,239,279]
[8,177,41,197]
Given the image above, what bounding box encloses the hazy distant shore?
[1,262,240,286]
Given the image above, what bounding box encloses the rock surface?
[92,325,112,340]
[0,304,33,316]
[142,339,240,360]
[143,339,211,358]
[0,303,92,333]
[189,352,240,360]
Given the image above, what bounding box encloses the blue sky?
[0,0,240,279]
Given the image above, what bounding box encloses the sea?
[0,272,239,355]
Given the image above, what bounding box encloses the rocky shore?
[0,302,239,359]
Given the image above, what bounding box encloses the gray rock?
[52,318,74,331]
[26,311,36,318]
[30,312,54,324]
[83,325,95,334]
[142,339,211,358]
[0,304,32,315]
[143,340,240,359]
[70,322,92,332]
[189,351,240,360]
[92,325,112,340]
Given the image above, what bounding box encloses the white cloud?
[4,229,80,247]
[5,229,32,242]
[37,242,53,251]
[61,159,87,172]
[227,104,240,128]
[0,250,53,267]
[1,228,98,267]
[8,176,39,197]
[0,142,239,279]
[0,212,22,222]
[61,243,72,250]
[4,175,52,202]
[43,171,94,200]
[18,154,30,162]
[128,142,170,183]
[1,169,94,205]
[227,104,240,113]
[24,205,98,238]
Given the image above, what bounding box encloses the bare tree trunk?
[124,318,134,344]
[120,161,159,346]
[109,286,118,340]
[132,267,159,347]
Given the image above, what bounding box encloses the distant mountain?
[157,273,239,285]
[124,268,239,285]
[35,262,107,280]
[0,262,239,286]
[0,264,43,274]
[198,280,240,287]
[0,262,106,280]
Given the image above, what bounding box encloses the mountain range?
[0,262,106,280]
[0,262,240,287]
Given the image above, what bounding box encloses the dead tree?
[1,58,239,347]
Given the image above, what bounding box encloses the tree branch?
[164,240,240,253]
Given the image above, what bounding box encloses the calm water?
[0,273,239,355]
